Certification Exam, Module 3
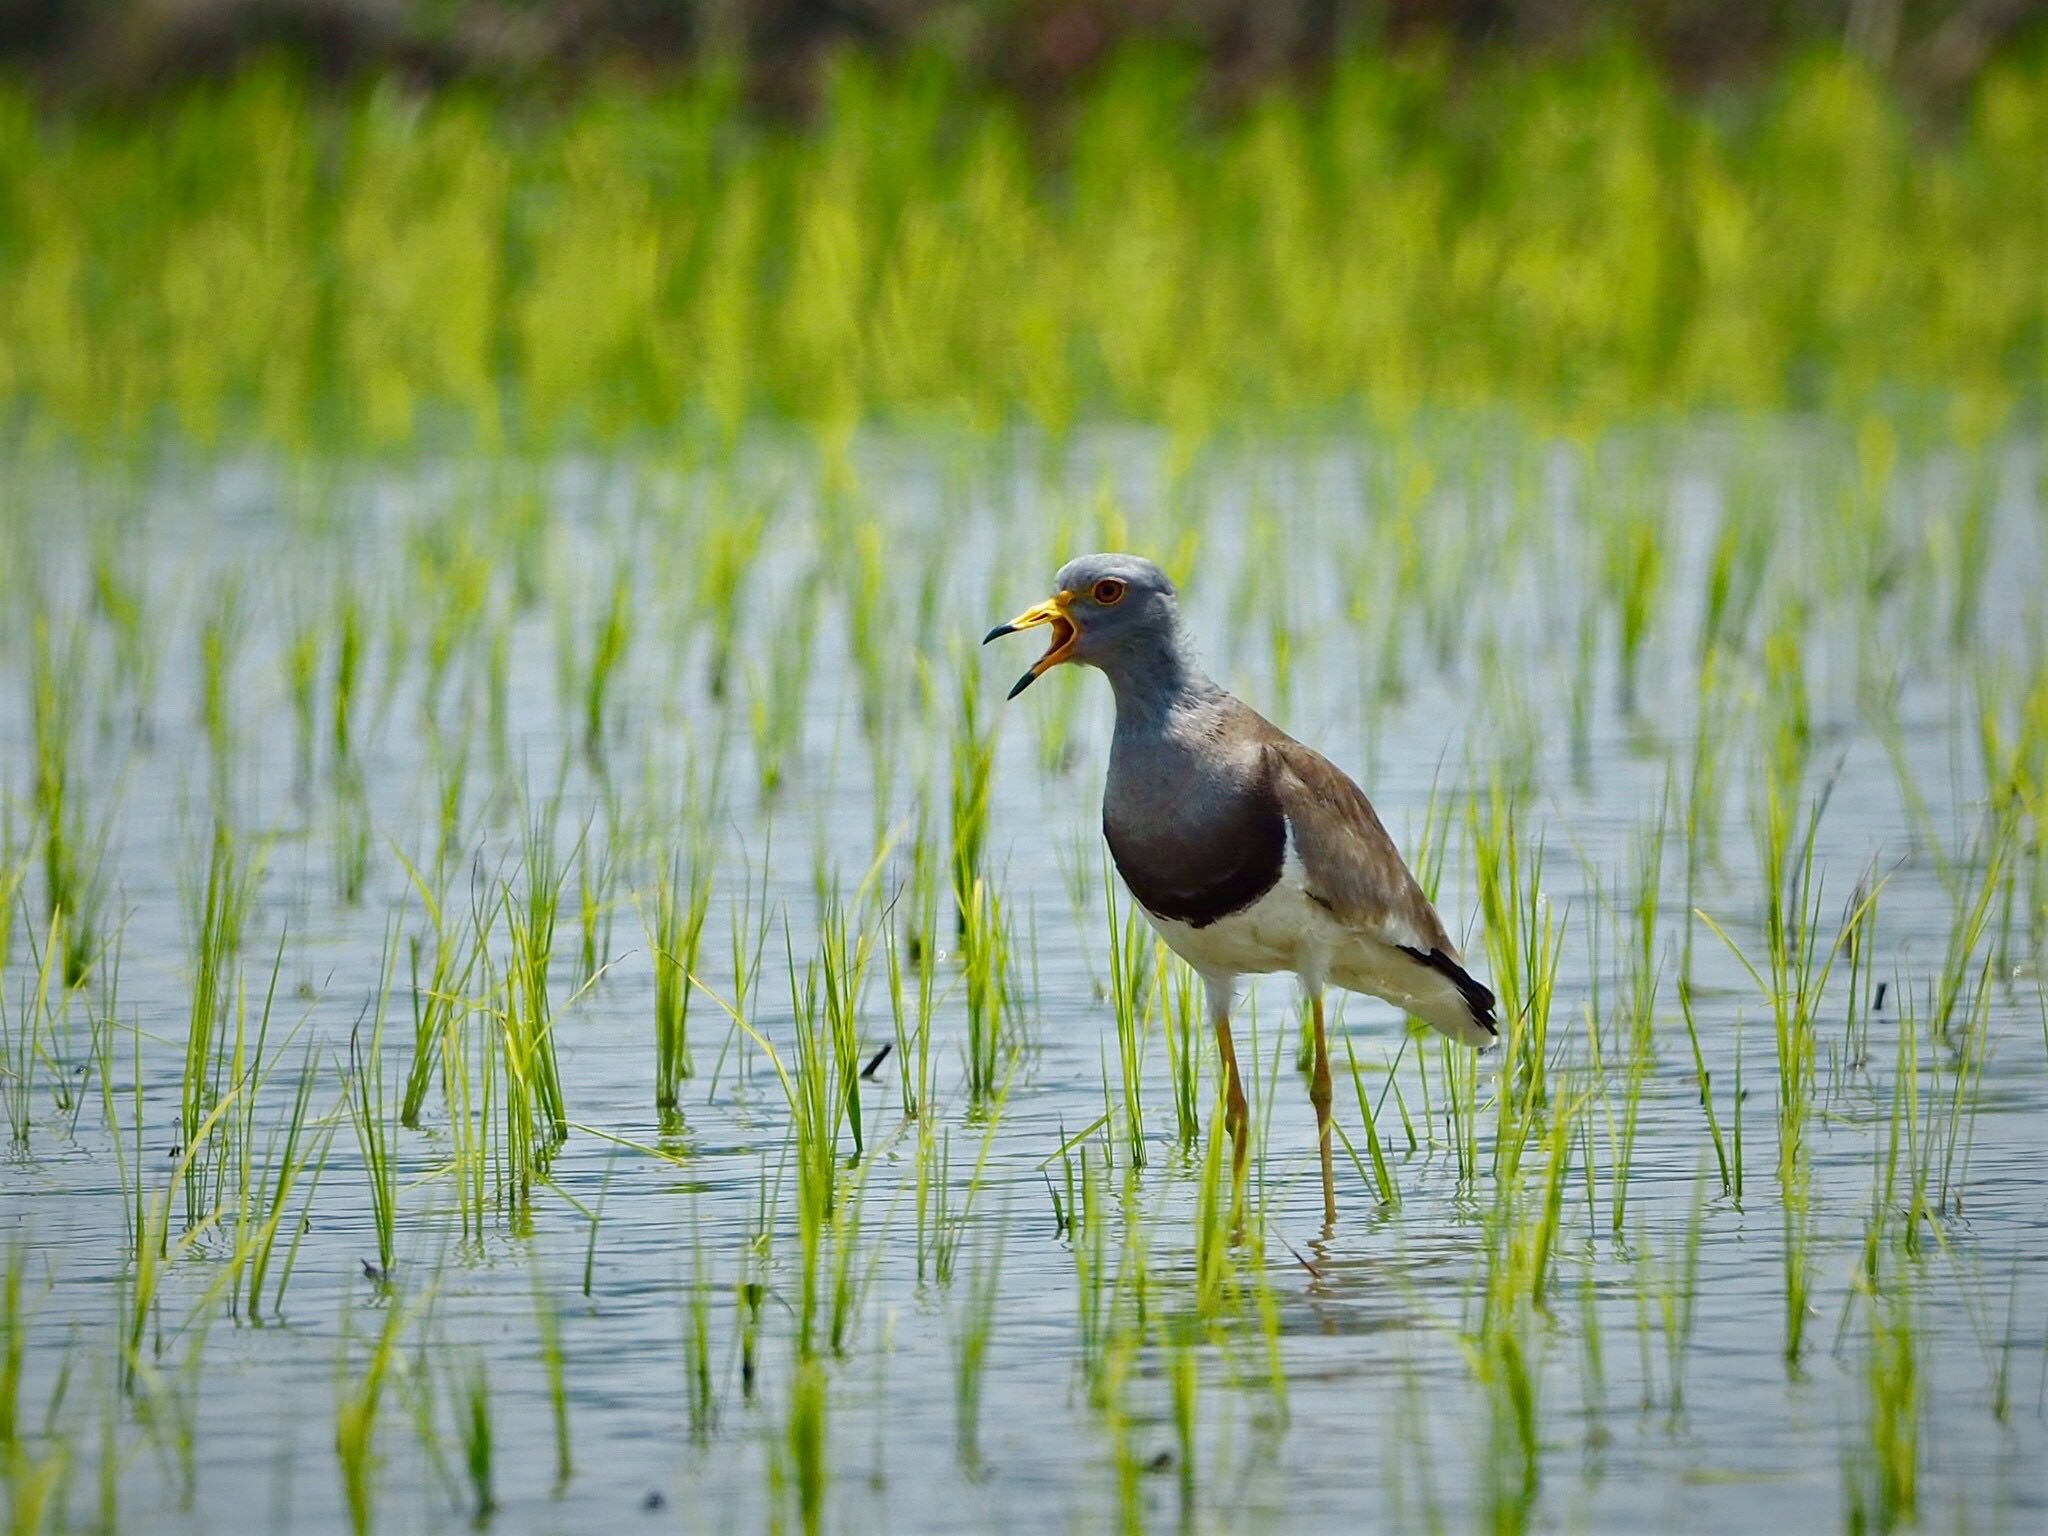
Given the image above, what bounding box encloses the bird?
[985,553,1496,1226]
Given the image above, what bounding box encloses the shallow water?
[3,421,2045,1533]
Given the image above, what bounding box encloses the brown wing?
[1261,734,1458,960]
[1246,712,1497,1042]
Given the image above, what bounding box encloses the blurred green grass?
[0,45,2039,449]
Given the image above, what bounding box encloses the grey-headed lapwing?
[987,553,1496,1225]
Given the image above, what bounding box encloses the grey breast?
[1102,710,1286,929]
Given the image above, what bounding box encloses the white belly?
[1122,844,1492,1046]
[1135,852,1333,981]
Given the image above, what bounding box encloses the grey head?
[983,552,1212,711]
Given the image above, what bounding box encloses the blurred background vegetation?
[0,2,2039,448]
[2,2,2038,101]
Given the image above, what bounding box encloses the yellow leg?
[1310,991,1336,1228]
[1215,1013,1250,1181]
[1200,976,1255,1248]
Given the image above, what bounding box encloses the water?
[2,421,2044,1533]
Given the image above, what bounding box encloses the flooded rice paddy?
[3,419,2046,1533]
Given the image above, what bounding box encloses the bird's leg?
[1216,1019,1250,1177]
[1204,975,1250,1183]
[1309,990,1336,1228]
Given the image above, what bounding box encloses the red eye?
[1092,578,1127,606]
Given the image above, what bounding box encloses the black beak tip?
[1006,670,1038,701]
[981,622,1015,646]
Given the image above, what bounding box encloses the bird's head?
[983,553,1181,699]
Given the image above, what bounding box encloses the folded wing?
[1263,733,1498,1045]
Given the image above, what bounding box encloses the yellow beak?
[982,591,1079,699]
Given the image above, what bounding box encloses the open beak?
[982,591,1078,699]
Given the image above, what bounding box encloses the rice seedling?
[574,812,622,985]
[1468,775,1565,1183]
[694,501,770,702]
[748,569,819,799]
[286,615,321,790]
[414,519,494,726]
[1189,1056,1276,1323]
[498,799,571,1202]
[0,1240,28,1449]
[1340,1039,1401,1208]
[647,847,713,1114]
[1676,973,1741,1203]
[682,1232,717,1443]
[1168,1321,1199,1520]
[885,812,940,1122]
[448,1359,491,1531]
[1465,1136,1573,1531]
[1096,1320,1147,1536]
[124,1079,241,1387]
[233,1038,333,1322]
[344,944,402,1280]
[736,1240,767,1405]
[484,616,512,776]
[704,849,774,1095]
[942,630,995,870]
[435,918,502,1243]
[532,1266,572,1491]
[1605,816,1665,1230]
[1700,765,1883,1366]
[0,904,58,1149]
[396,1321,455,1510]
[950,1215,1003,1475]
[924,1091,1009,1290]
[1158,944,1203,1150]
[1,1406,70,1532]
[1103,881,1150,1169]
[916,1126,959,1286]
[774,926,857,1242]
[333,763,373,905]
[784,1357,828,1536]
[1701,473,1774,662]
[822,1158,883,1359]
[814,887,875,1163]
[845,521,895,753]
[583,562,634,757]
[1057,1139,1110,1383]
[1643,1184,1709,1421]
[334,1292,408,1536]
[90,529,160,737]
[331,585,365,772]
[1850,1281,1921,1534]
[958,875,1017,1107]
[1596,461,1665,714]
[28,611,103,986]
[205,929,336,1322]
[177,820,264,1222]
[397,856,482,1129]
[1682,647,1736,875]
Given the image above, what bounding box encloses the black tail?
[1398,945,1498,1039]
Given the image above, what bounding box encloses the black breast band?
[1104,783,1286,929]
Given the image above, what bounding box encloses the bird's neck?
[1104,630,1219,733]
